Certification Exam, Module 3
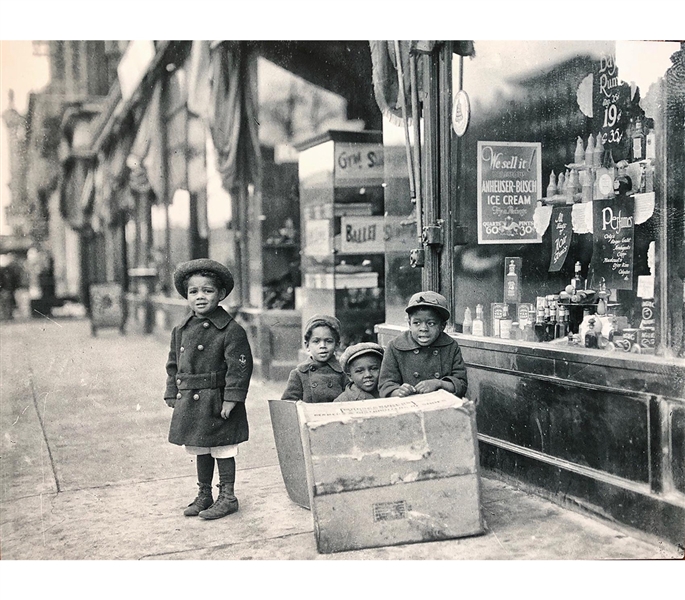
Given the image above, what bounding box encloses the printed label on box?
[373,500,409,522]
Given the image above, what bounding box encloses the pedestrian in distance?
[281,314,347,403]
[164,259,253,520]
[379,291,468,398]
[334,342,384,402]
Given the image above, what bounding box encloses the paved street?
[0,317,681,560]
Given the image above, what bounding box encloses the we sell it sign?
[477,141,542,245]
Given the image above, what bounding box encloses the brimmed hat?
[173,259,234,298]
[304,314,342,339]
[405,291,450,321]
[339,342,384,373]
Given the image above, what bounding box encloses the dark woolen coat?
[378,330,468,398]
[165,306,253,447]
[333,381,379,402]
[281,357,347,403]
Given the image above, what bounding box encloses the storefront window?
[447,40,682,357]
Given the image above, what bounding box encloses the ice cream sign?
[477,141,542,244]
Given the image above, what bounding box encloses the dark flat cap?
[304,314,342,339]
[405,290,450,321]
[339,342,384,373]
[173,259,234,298]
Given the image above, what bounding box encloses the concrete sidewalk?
[0,318,681,560]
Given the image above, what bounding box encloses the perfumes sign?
[477,141,542,244]
[590,197,635,289]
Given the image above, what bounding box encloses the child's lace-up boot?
[198,483,239,520]
[183,483,214,516]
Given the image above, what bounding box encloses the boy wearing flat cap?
[334,342,384,402]
[379,291,468,399]
[281,314,347,403]
[164,259,253,520]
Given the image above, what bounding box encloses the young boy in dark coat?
[164,259,253,520]
[334,342,384,402]
[281,314,347,403]
[379,291,468,398]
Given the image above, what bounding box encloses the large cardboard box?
[297,390,484,554]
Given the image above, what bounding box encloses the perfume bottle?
[504,259,520,303]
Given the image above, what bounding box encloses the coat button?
[197,345,204,351]
[434,372,440,378]
[414,372,420,378]
[312,382,318,387]
[176,378,182,385]
[327,382,333,387]
[203,322,210,329]
[413,349,419,354]
[193,394,200,400]
[176,393,182,399]
[180,347,185,352]
[433,350,439,355]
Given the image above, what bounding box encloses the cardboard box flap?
[298,389,467,425]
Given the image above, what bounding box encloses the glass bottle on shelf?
[472,304,485,337]
[632,117,646,162]
[504,260,520,303]
[571,261,585,293]
[463,307,473,335]
[584,317,599,349]
[555,305,568,339]
[546,171,557,198]
[574,136,585,164]
[584,134,595,167]
[499,305,513,340]
[534,297,546,342]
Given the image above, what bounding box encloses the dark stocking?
[217,457,236,495]
[196,453,215,485]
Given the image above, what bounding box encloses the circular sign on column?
[452,90,470,137]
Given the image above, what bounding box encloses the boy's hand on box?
[415,379,442,394]
[221,401,237,419]
[165,398,176,408]
[393,383,417,397]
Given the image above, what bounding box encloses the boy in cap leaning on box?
[281,314,348,403]
[164,259,253,520]
[379,291,468,399]
[334,342,384,402]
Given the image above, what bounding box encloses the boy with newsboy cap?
[379,291,468,398]
[334,342,384,402]
[164,259,253,520]
[281,314,347,403]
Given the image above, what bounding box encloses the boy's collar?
[179,306,232,330]
[394,329,452,350]
[297,356,343,373]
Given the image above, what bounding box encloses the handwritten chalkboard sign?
[590,197,635,290]
[477,141,542,245]
[549,206,572,272]
[593,53,632,161]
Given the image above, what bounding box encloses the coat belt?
[176,370,227,390]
